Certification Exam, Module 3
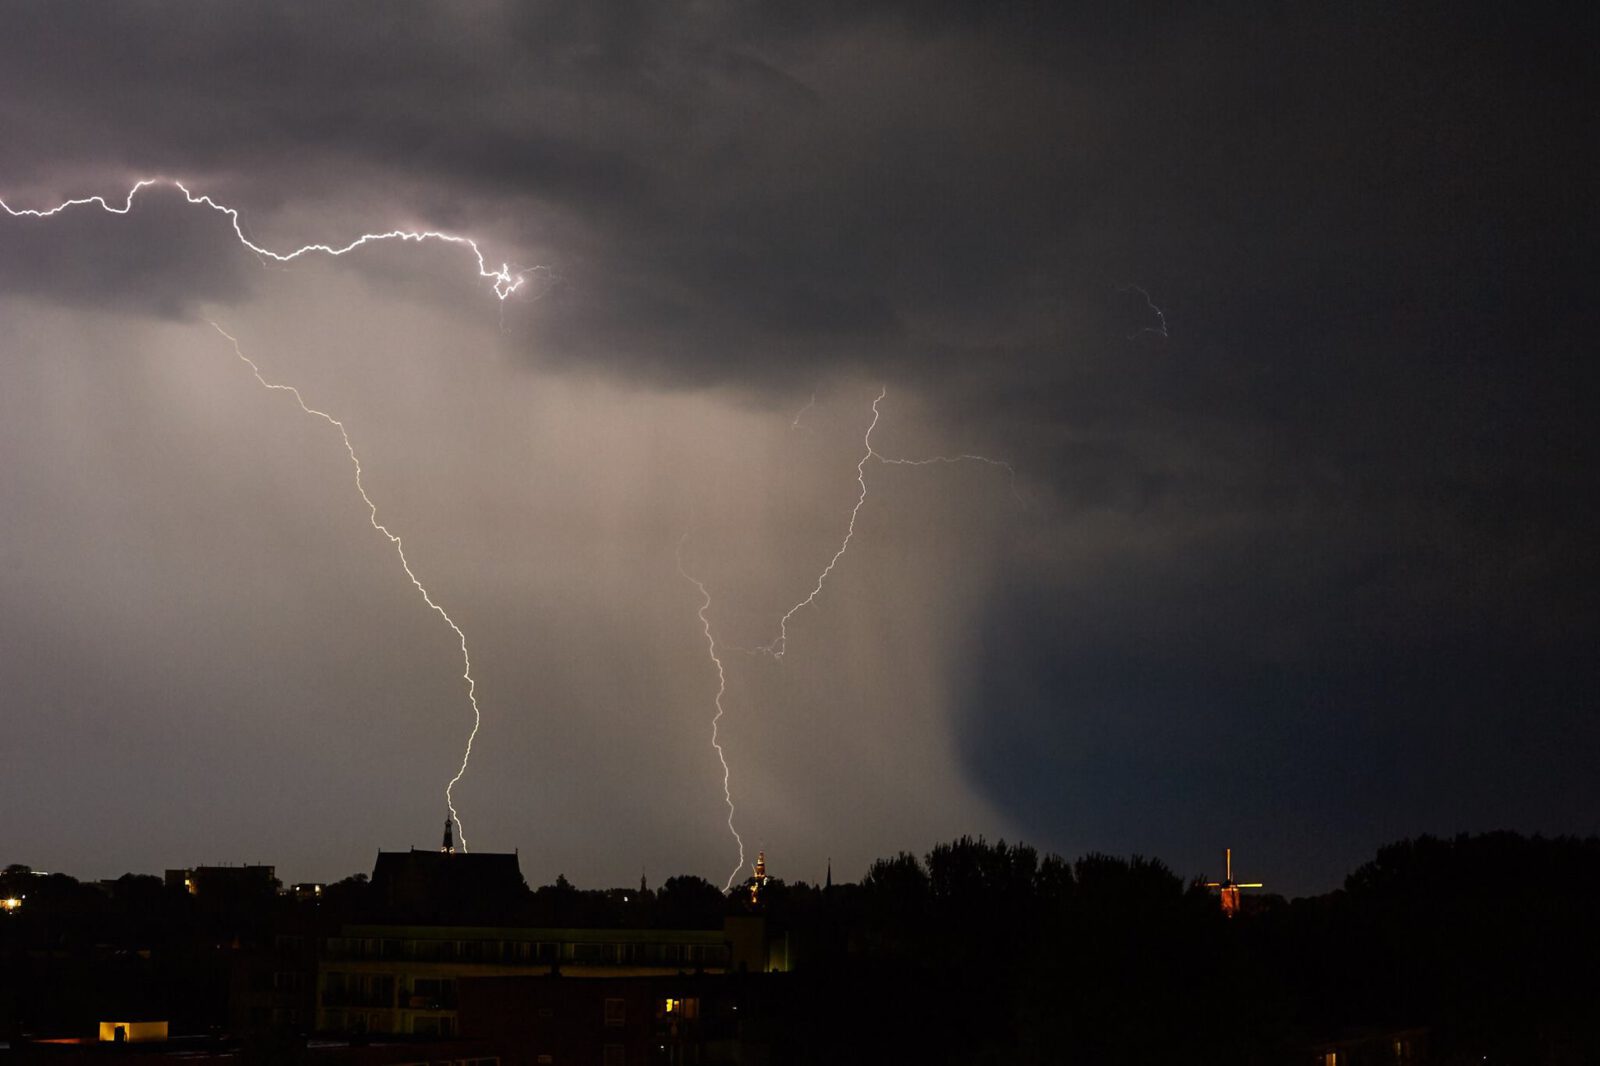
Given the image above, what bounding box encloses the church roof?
[369,849,529,924]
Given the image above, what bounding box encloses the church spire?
[441,814,455,854]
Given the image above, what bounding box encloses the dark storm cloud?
[2,0,1595,888]
[4,1,1115,380]
[962,520,1600,895]
[7,3,1590,398]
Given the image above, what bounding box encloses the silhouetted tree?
[926,835,1040,912]
[860,851,929,904]
[655,875,726,929]
[1034,851,1074,907]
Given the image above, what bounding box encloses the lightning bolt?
[762,388,885,659]
[4,176,530,844]
[210,323,485,852]
[1,178,529,299]
[1118,283,1169,339]
[762,388,1020,659]
[790,390,817,430]
[875,452,1025,506]
[682,388,1018,875]
[676,536,746,891]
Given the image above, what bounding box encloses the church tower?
[441,815,455,855]
[748,851,770,905]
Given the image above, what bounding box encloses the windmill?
[1205,848,1262,917]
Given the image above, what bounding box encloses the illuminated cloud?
[0,2,1592,895]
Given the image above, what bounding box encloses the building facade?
[316,923,744,1036]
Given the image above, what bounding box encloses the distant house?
[309,847,769,1037]
[1309,1026,1428,1066]
[316,921,753,1036]
[164,864,279,899]
[97,1020,168,1044]
[459,972,756,1066]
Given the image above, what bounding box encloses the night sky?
[1,3,1593,897]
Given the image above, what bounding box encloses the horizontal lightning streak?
[875,452,1025,506]
[209,323,484,851]
[1,178,529,299]
[677,537,747,892]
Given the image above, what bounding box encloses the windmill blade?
[1237,882,1264,888]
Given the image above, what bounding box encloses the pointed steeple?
[825,858,832,891]
[441,815,455,854]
